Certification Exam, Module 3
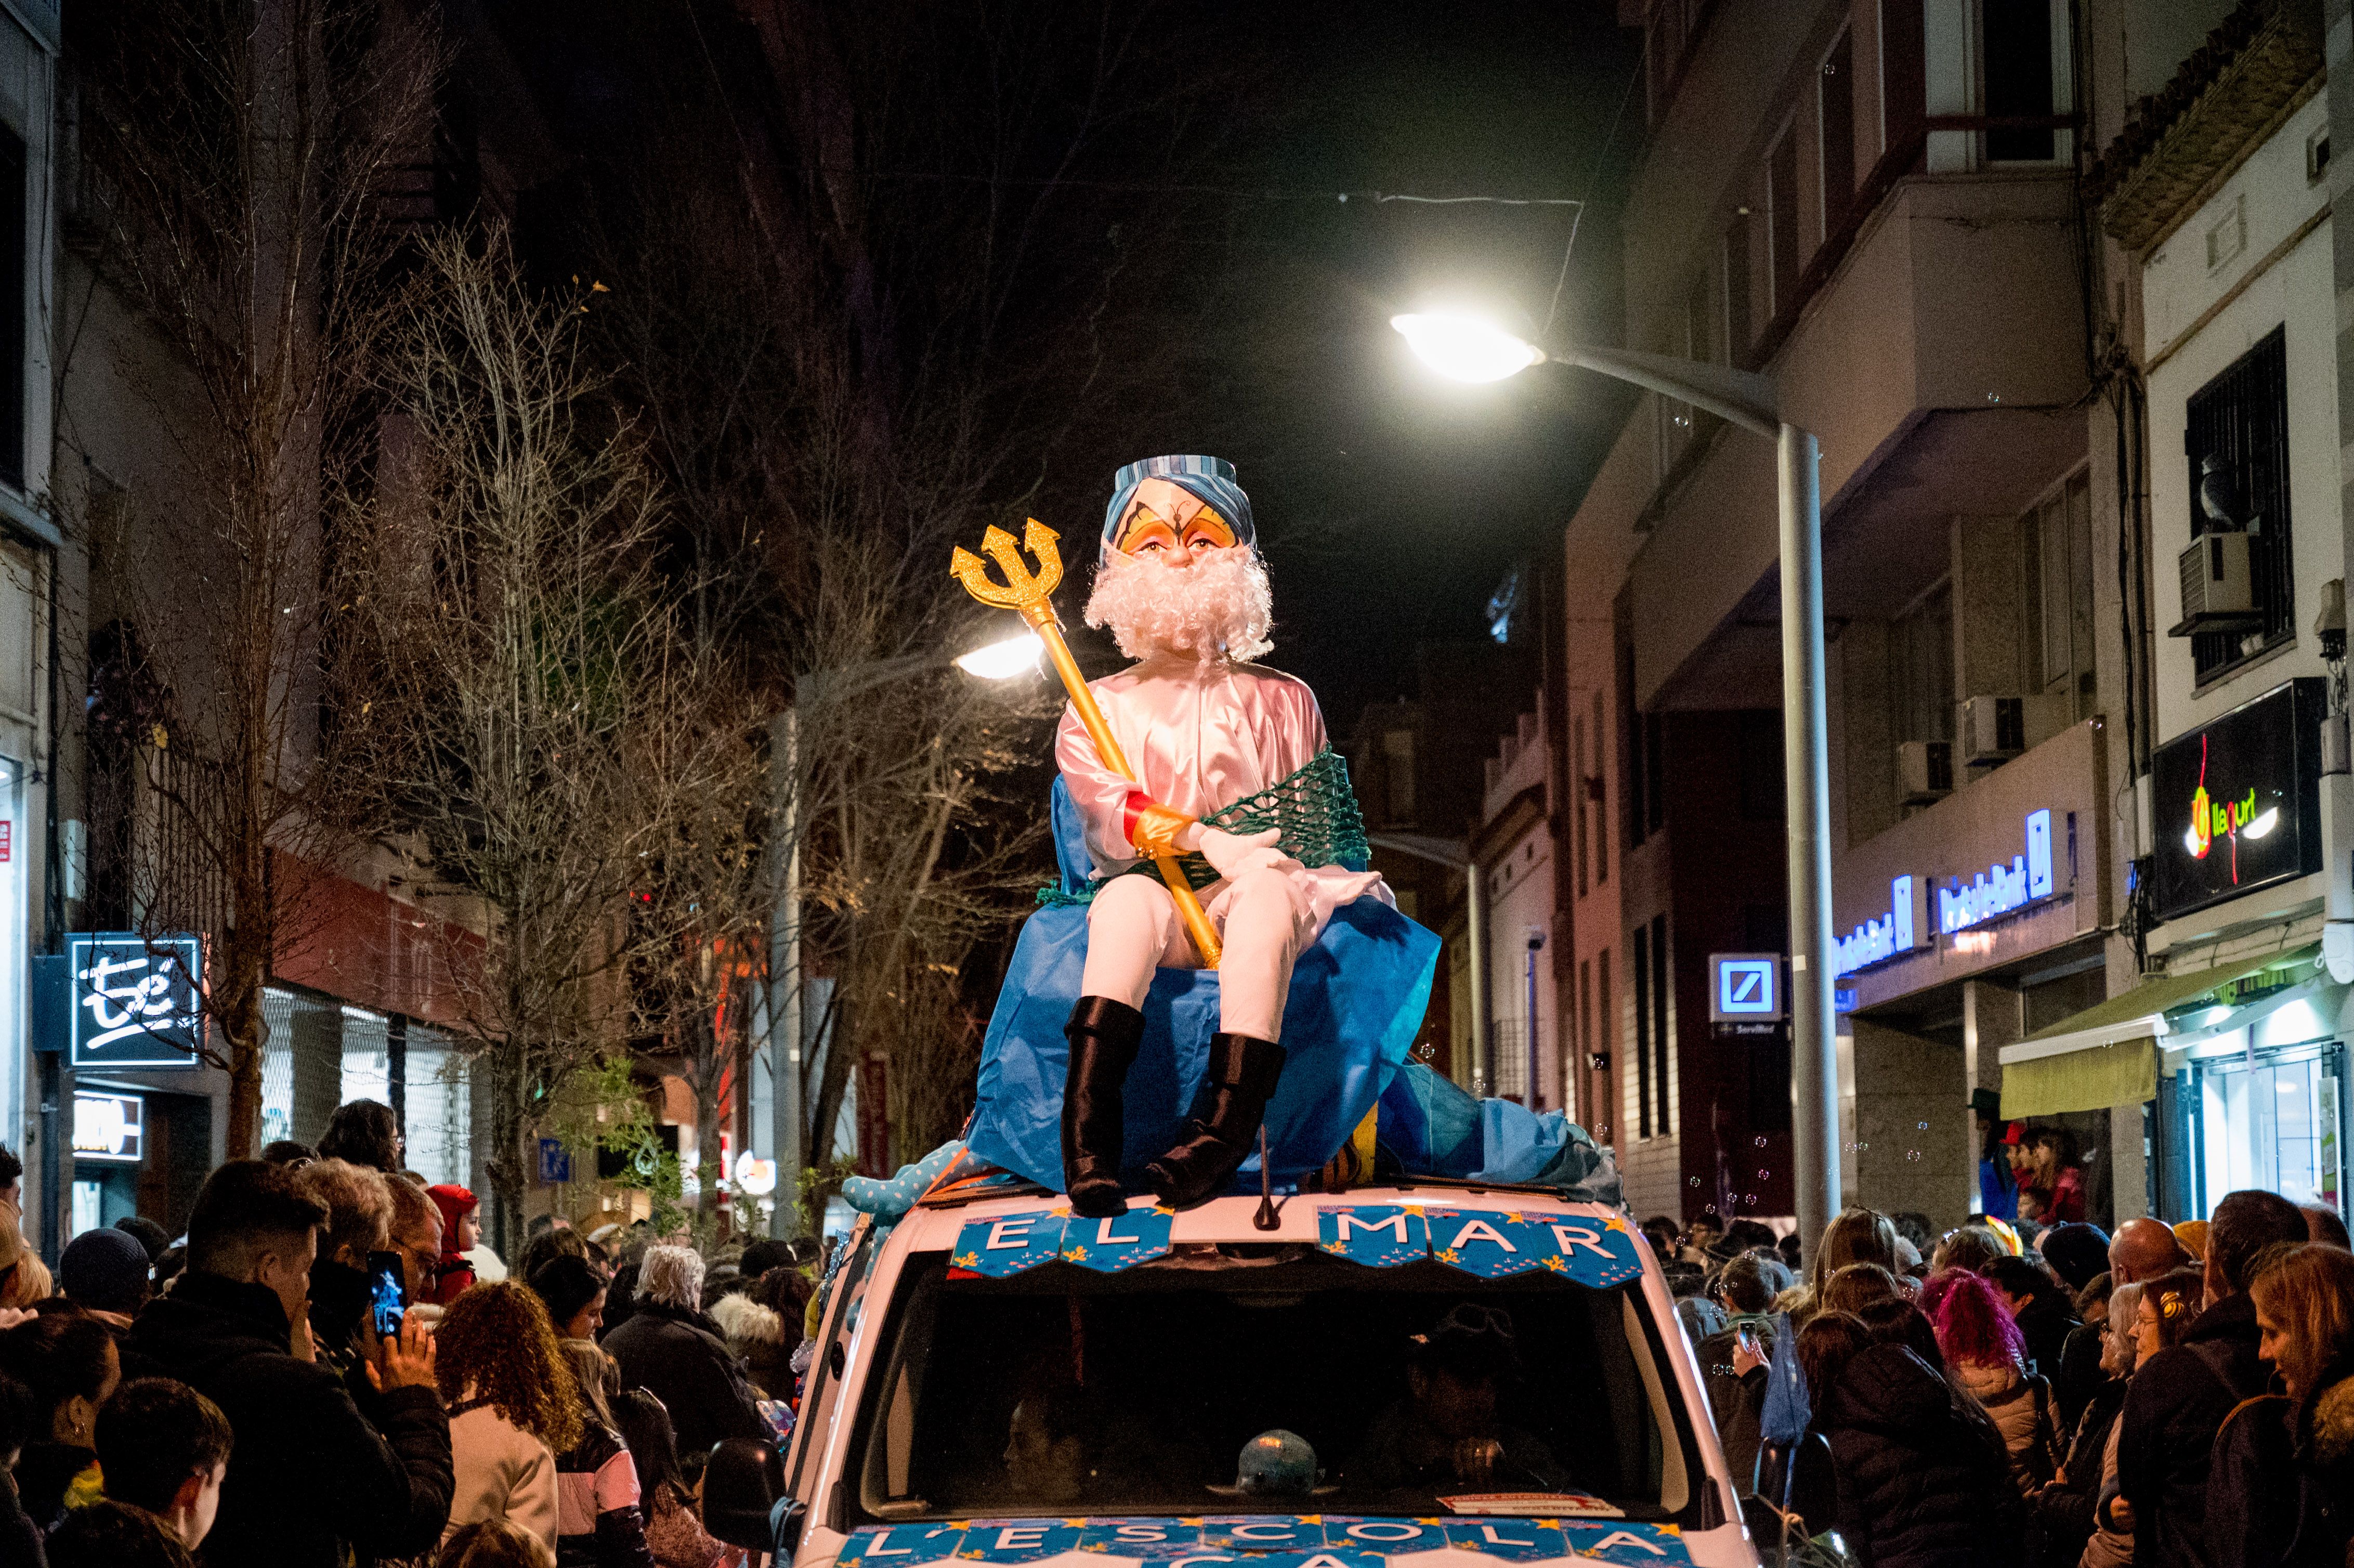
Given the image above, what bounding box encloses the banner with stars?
[1316,1205,1430,1267]
[950,1205,1175,1278]
[1309,1205,1646,1289]
[834,1517,1691,1568]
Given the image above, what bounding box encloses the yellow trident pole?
[952,518,1223,968]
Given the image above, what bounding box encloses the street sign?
[67,934,204,1069]
[537,1138,572,1184]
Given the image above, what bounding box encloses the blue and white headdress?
[1100,454,1257,558]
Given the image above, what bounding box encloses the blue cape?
[965,778,1437,1191]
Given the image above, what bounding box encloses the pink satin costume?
[1058,652,1390,1040]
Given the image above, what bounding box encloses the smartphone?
[366,1250,407,1338]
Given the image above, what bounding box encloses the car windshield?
[846,1245,1699,1523]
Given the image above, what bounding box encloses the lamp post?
[765,631,1042,1236]
[1391,312,1838,1248]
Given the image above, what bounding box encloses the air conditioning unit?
[1958,694,2074,769]
[2172,532,2263,636]
[1897,740,1953,805]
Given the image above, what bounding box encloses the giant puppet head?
[1084,454,1274,664]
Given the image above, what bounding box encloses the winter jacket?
[707,1292,793,1402]
[0,1477,43,1568]
[2017,1293,2082,1384]
[2027,1376,2128,1568]
[1956,1360,2063,1492]
[1812,1342,2026,1568]
[2117,1291,2272,1568]
[12,1443,96,1534]
[2204,1358,2354,1568]
[128,1269,453,1568]
[446,1398,558,1547]
[555,1423,659,1568]
[601,1301,770,1460]
[1695,1322,1772,1493]
[2055,1319,2111,1435]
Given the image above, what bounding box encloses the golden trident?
[951,519,1223,967]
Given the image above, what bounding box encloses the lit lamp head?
[954,631,1044,680]
[1390,312,1546,384]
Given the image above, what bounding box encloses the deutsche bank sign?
[1709,953,1783,1023]
[1937,809,2056,935]
[1833,876,1930,978]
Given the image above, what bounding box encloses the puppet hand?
[1199,826,1285,879]
[1130,801,1196,859]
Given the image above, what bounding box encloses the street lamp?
[1392,310,1839,1249]
[766,633,1040,1236]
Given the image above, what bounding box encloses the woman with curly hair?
[439,1280,584,1550]
[1920,1266,2062,1494]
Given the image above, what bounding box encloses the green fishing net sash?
[1038,748,1372,907]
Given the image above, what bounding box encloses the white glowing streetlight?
[1389,312,1548,383]
[953,630,1044,680]
[1390,305,1843,1251]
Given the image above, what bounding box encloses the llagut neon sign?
[2183,733,2279,883]
[1938,809,2057,934]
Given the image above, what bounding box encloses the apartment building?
[1345,639,1534,1084]
[1475,707,1560,1108]
[2000,0,2351,1226]
[0,0,54,1234]
[1564,0,2104,1226]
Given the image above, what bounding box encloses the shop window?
[2022,473,2095,709]
[1820,29,1855,236]
[2185,327,2292,683]
[2181,1044,2346,1220]
[1889,580,1955,743]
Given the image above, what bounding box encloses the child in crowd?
[95,1376,235,1552]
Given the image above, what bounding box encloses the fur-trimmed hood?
[2307,1362,2354,1469]
[707,1290,786,1349]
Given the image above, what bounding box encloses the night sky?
[1097,0,1645,728]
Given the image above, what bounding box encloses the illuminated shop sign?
[1834,876,1930,977]
[1938,809,2057,934]
[68,934,205,1070]
[73,1091,145,1164]
[2150,679,2324,924]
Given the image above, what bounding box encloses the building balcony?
[1623,168,2089,710]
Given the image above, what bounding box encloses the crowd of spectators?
[0,1101,819,1567]
[1646,1191,2354,1568]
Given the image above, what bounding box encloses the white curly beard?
[1083,545,1275,664]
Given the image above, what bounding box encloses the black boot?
[1062,996,1146,1219]
[1146,1033,1287,1210]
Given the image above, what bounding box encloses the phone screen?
[367,1250,407,1338]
